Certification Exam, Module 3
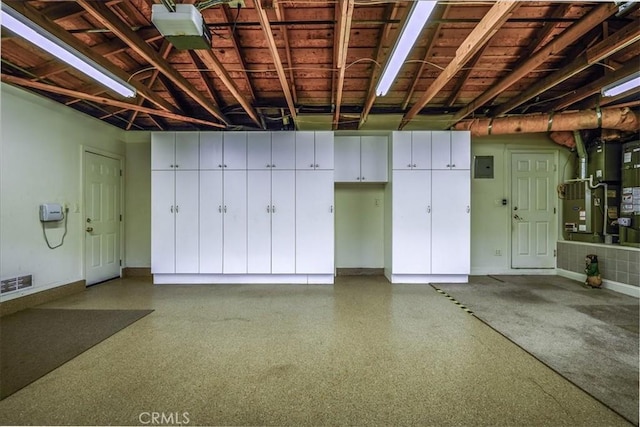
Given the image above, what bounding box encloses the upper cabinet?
[296,131,334,170]
[391,131,431,170]
[247,132,296,170]
[247,132,272,169]
[334,135,388,182]
[152,132,199,170]
[432,131,471,170]
[223,132,247,170]
[199,132,223,170]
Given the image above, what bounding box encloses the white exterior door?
[271,170,296,273]
[84,151,121,284]
[296,170,334,274]
[223,170,247,273]
[199,170,223,273]
[151,170,175,274]
[392,170,431,274]
[334,136,360,182]
[174,171,199,273]
[431,170,470,274]
[511,153,556,268]
[248,170,272,273]
[361,136,388,182]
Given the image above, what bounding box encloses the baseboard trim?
[122,267,152,278]
[336,268,384,276]
[557,269,640,298]
[0,280,86,317]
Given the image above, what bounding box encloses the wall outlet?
[494,249,502,256]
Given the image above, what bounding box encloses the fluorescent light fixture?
[602,71,640,97]
[375,0,437,97]
[1,5,136,98]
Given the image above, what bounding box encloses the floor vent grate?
[1,275,33,294]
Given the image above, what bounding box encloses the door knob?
[86,227,93,232]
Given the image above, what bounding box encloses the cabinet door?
[223,170,247,273]
[223,132,247,170]
[411,131,432,169]
[431,131,451,170]
[248,170,272,273]
[271,132,295,169]
[451,131,471,170]
[431,170,470,274]
[199,170,223,273]
[151,132,175,170]
[151,170,175,273]
[271,170,296,273]
[334,136,361,182]
[247,132,272,170]
[175,132,199,170]
[361,136,388,182]
[295,131,316,169]
[296,170,334,274]
[392,170,431,274]
[314,131,334,170]
[392,131,412,170]
[175,171,199,273]
[200,132,223,170]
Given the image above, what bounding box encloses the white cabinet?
[271,132,296,169]
[247,132,272,170]
[152,132,199,170]
[223,132,247,170]
[200,133,223,170]
[223,170,247,273]
[334,135,388,182]
[432,130,470,170]
[247,132,296,170]
[391,170,431,274]
[199,170,223,273]
[391,131,431,170]
[151,170,199,274]
[248,170,272,273]
[296,170,334,274]
[431,170,470,274]
[271,170,296,273]
[296,131,334,170]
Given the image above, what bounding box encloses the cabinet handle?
[361,177,365,180]
[452,164,456,168]
[315,164,319,168]
[413,164,416,168]
[466,205,470,213]
[407,164,412,168]
[223,206,227,213]
[267,164,271,168]
[427,205,431,213]
[175,164,179,168]
[310,163,314,168]
[357,177,361,180]
[446,164,450,168]
[218,164,222,168]
[272,205,276,213]
[170,164,174,168]
[218,205,222,213]
[330,205,333,213]
[272,164,276,168]
[170,205,173,213]
[267,205,270,213]
[224,164,227,168]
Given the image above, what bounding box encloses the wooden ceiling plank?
[193,50,262,127]
[401,4,451,111]
[0,74,225,128]
[358,2,401,129]
[254,0,297,124]
[551,61,639,111]
[444,43,489,108]
[2,1,176,113]
[222,5,257,102]
[521,3,572,58]
[76,0,229,125]
[449,2,619,125]
[494,19,640,116]
[274,2,298,104]
[333,0,355,130]
[401,1,519,129]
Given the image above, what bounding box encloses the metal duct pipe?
[453,107,639,136]
[573,130,587,180]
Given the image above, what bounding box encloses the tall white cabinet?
[151,131,334,284]
[386,131,471,283]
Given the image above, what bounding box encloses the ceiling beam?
[254,0,297,125]
[400,1,519,130]
[187,51,224,112]
[402,4,451,111]
[0,74,225,128]
[274,2,298,104]
[358,2,402,129]
[222,5,257,102]
[520,3,572,58]
[448,2,619,126]
[332,0,355,130]
[551,61,639,111]
[76,0,229,125]
[494,18,640,116]
[445,44,488,108]
[2,1,175,113]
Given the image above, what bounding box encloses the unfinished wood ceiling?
[1,0,639,131]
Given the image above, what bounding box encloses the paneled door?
[84,151,121,284]
[511,152,556,268]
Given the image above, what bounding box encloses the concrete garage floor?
[437,275,639,425]
[0,275,634,426]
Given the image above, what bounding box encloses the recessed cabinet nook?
[151,130,470,284]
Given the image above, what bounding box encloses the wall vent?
[1,275,33,294]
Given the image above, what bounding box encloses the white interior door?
[271,170,296,273]
[511,152,556,268]
[85,151,121,284]
[199,170,223,273]
[223,170,247,273]
[248,170,272,273]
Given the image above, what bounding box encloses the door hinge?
[553,164,557,172]
[119,260,122,266]
[120,169,123,176]
[553,249,557,257]
[120,214,122,222]
[553,207,556,214]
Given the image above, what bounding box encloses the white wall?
[0,83,124,301]
[335,184,385,268]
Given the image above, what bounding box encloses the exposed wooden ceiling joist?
[400,1,520,129]
[332,0,355,130]
[274,1,298,104]
[222,4,257,103]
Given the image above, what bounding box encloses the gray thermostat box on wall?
[474,156,494,179]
